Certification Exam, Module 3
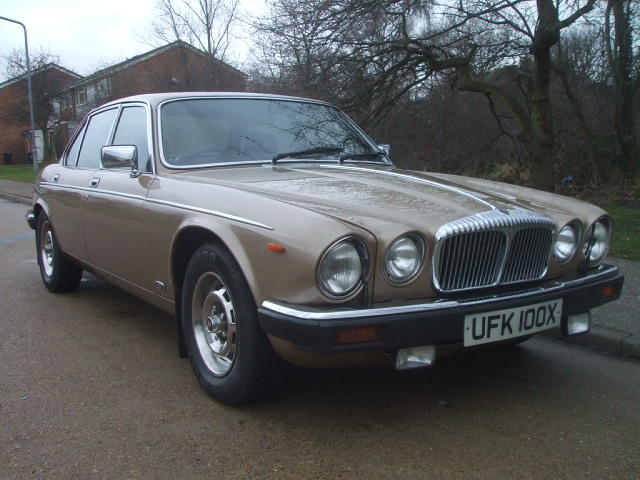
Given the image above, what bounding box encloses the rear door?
[83,103,154,288]
[40,107,118,261]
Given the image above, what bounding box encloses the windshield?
[160,98,385,167]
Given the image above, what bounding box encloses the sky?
[0,0,262,82]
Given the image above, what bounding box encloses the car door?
[40,108,119,261]
[82,103,154,288]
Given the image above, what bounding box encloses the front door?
[83,104,154,288]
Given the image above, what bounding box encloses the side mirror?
[101,145,140,177]
[378,144,391,155]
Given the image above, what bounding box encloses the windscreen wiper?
[339,151,387,163]
[272,146,344,164]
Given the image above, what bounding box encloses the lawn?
[603,203,640,261]
[0,164,35,183]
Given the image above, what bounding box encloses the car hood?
[171,164,605,234]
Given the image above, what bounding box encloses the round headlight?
[554,223,579,262]
[317,239,363,298]
[583,218,611,265]
[384,235,425,283]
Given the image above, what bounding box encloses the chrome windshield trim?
[318,165,496,210]
[156,96,390,170]
[145,198,275,230]
[261,265,619,321]
[39,182,274,230]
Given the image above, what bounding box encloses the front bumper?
[258,265,624,353]
[26,209,36,230]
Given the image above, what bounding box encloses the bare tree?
[254,0,600,191]
[146,0,240,61]
[605,0,639,176]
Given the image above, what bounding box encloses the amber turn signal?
[335,326,382,344]
[267,243,286,253]
[602,284,617,298]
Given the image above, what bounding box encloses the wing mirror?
[378,144,391,155]
[101,145,141,177]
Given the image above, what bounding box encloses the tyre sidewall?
[182,244,266,404]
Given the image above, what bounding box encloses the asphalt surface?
[1,197,640,479]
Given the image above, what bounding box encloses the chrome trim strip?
[40,182,146,200]
[145,198,275,230]
[260,265,619,321]
[319,165,496,210]
[39,182,274,230]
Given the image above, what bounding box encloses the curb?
[544,327,640,360]
[0,192,31,205]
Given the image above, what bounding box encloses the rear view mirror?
[101,145,137,170]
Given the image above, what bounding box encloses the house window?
[60,92,72,111]
[76,87,87,106]
[95,77,112,99]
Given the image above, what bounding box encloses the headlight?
[384,234,425,283]
[317,238,364,298]
[554,223,579,262]
[583,218,611,265]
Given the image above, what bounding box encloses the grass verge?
[0,164,35,183]
[604,203,640,261]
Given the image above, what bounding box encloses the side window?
[77,108,118,169]
[64,124,86,166]
[112,106,151,172]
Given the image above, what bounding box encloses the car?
[27,92,624,404]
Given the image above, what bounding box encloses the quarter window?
[112,106,151,172]
[76,108,118,169]
[64,124,86,166]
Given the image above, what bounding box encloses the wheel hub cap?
[191,272,237,377]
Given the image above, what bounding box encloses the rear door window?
[77,108,118,169]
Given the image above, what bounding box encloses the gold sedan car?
[27,93,624,404]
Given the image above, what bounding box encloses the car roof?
[100,92,332,109]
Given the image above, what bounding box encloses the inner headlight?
[554,223,579,262]
[384,234,425,283]
[583,218,611,265]
[317,239,363,298]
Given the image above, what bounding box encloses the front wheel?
[182,243,283,405]
[36,213,83,293]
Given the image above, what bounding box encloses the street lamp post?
[0,15,38,179]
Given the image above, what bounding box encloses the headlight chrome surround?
[316,236,367,300]
[553,221,581,263]
[384,233,426,284]
[583,217,612,266]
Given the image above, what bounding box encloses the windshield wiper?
[339,151,387,163]
[272,146,343,164]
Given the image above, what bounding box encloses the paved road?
[1,198,639,479]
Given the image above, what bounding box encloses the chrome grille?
[433,208,555,292]
[502,228,553,283]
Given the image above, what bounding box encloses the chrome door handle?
[52,173,60,183]
[90,177,101,188]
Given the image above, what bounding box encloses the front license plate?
[463,299,563,347]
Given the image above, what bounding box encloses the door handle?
[90,177,101,188]
[52,173,60,183]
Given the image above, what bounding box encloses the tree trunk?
[527,1,559,192]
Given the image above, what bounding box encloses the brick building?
[0,41,246,164]
[0,64,80,165]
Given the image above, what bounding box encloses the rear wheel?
[182,243,283,405]
[36,213,83,293]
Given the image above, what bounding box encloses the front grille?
[434,209,555,292]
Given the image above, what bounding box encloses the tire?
[182,242,283,405]
[36,213,83,293]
